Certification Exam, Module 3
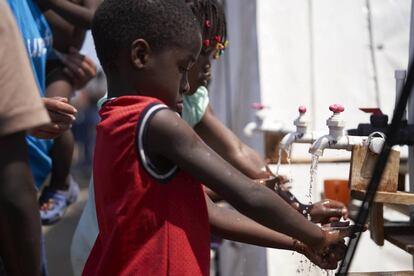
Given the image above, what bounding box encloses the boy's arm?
[206,195,343,270]
[194,105,270,179]
[37,0,101,28]
[0,132,41,276]
[195,105,347,223]
[147,109,350,249]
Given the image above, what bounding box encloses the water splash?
[307,154,320,205]
[275,147,283,177]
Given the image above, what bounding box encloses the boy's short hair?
[92,0,201,71]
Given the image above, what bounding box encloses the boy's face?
[188,44,219,95]
[143,39,201,113]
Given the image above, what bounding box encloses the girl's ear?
[130,39,151,69]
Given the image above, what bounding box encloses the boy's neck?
[107,77,139,98]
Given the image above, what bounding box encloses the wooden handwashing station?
[350,145,414,258]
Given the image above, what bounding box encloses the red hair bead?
[205,20,211,28]
[203,39,210,48]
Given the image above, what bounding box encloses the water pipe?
[309,104,384,156]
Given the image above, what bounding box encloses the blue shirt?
[7,0,52,95]
[7,0,54,188]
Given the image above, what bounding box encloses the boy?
[85,0,351,275]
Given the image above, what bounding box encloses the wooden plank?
[264,132,286,164]
[384,224,414,255]
[350,145,399,192]
[369,203,384,246]
[351,190,414,205]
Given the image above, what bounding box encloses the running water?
[294,154,335,275]
[307,154,320,206]
[275,148,284,177]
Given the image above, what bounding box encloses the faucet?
[309,104,384,156]
[279,106,317,151]
[244,103,285,136]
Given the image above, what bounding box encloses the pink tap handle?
[251,103,267,110]
[298,105,307,114]
[329,104,345,113]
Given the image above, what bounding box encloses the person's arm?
[37,0,100,28]
[60,48,97,90]
[195,105,348,223]
[194,105,270,179]
[147,109,351,249]
[0,132,41,276]
[206,195,344,270]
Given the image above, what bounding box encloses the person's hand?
[255,174,289,190]
[61,47,97,90]
[35,0,57,10]
[29,97,77,139]
[308,199,349,224]
[295,239,347,270]
[319,221,368,250]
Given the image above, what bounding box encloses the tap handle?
[329,104,345,113]
[298,105,307,114]
[251,103,267,110]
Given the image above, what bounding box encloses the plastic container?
[323,179,350,205]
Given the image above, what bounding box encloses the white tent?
[208,0,413,275]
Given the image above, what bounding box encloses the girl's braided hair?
[186,0,227,57]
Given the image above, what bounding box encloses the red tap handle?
[359,108,383,115]
[251,103,267,110]
[329,104,345,113]
[298,105,307,114]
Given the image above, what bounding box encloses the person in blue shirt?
[38,0,99,225]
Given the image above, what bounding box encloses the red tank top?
[83,96,210,276]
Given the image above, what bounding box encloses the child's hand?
[255,174,289,190]
[295,239,346,270]
[320,222,367,250]
[308,199,349,224]
[61,47,97,90]
[29,97,77,139]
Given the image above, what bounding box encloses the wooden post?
[369,203,384,246]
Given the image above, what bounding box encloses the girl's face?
[188,44,219,95]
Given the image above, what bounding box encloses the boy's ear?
[130,39,151,69]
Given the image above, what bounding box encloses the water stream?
[307,154,320,206]
[277,148,335,276]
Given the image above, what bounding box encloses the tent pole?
[408,0,414,268]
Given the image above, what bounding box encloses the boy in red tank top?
[85,0,360,275]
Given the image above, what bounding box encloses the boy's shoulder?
[98,95,170,127]
[101,95,165,112]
